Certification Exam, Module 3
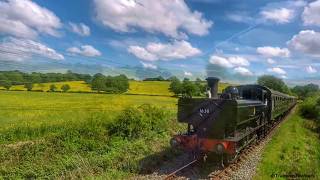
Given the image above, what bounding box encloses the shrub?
[24,83,33,91]
[1,81,12,90]
[139,104,167,133]
[108,105,168,139]
[109,107,146,139]
[299,97,319,119]
[61,84,70,92]
[49,84,57,92]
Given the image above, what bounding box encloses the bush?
[299,97,320,119]
[24,83,33,91]
[108,105,168,139]
[61,84,70,92]
[49,84,57,92]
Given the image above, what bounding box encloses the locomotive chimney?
[206,77,220,99]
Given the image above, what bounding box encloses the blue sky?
[1,0,320,85]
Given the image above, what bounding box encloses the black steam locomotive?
[171,77,296,161]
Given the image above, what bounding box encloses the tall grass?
[0,104,183,179]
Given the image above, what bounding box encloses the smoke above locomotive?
[171,77,296,160]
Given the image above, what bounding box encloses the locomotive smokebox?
[206,77,220,99]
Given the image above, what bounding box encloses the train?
[170,77,296,163]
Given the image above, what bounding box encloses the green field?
[0,91,177,134]
[0,80,233,179]
[255,110,320,179]
[0,80,231,96]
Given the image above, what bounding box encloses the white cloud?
[256,46,290,57]
[302,0,320,26]
[209,55,249,68]
[93,0,212,39]
[226,12,254,24]
[305,65,317,73]
[267,58,276,64]
[184,71,193,76]
[68,22,90,36]
[0,37,64,61]
[287,30,320,56]
[128,46,158,61]
[67,45,101,57]
[128,40,201,61]
[140,61,157,70]
[281,75,287,79]
[267,67,287,75]
[228,56,250,67]
[234,67,253,76]
[0,0,61,39]
[209,55,233,68]
[261,8,294,24]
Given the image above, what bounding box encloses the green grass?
[254,110,320,180]
[0,91,182,179]
[127,81,173,96]
[0,91,177,132]
[0,80,232,179]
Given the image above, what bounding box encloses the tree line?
[0,70,130,94]
[257,75,319,99]
[0,70,91,85]
[91,73,129,93]
[169,77,207,98]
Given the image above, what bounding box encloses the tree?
[61,84,70,92]
[257,75,290,93]
[169,78,182,96]
[195,78,206,96]
[2,81,12,90]
[181,78,198,98]
[292,83,319,99]
[49,84,57,92]
[91,73,106,92]
[24,83,33,91]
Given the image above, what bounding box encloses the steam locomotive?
[170,77,296,162]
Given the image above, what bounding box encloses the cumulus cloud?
[0,0,62,39]
[287,30,320,56]
[234,67,253,76]
[128,40,201,61]
[260,8,294,24]
[68,22,90,36]
[184,71,193,76]
[256,46,290,57]
[302,0,320,26]
[128,46,158,61]
[67,45,101,57]
[209,55,249,68]
[267,67,287,75]
[267,58,276,64]
[305,65,317,73]
[281,75,288,79]
[140,61,157,70]
[0,37,64,61]
[93,0,212,39]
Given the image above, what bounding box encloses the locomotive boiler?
[170,77,296,161]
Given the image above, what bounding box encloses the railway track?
[163,106,296,180]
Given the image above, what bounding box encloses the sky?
[1,0,320,85]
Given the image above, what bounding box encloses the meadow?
[254,109,320,179]
[0,91,180,179]
[0,80,232,179]
[0,80,231,95]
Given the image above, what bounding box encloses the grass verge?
[254,111,320,179]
